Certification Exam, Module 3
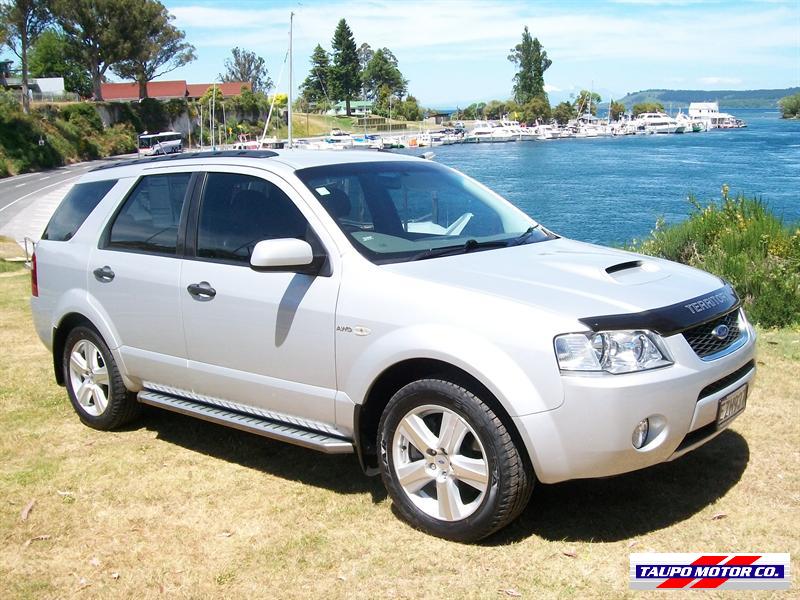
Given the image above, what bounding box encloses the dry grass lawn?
[1,267,798,599]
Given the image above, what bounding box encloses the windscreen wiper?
[409,239,508,261]
[507,224,542,247]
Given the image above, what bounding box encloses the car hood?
[383,238,726,324]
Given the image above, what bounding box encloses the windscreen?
[295,161,554,264]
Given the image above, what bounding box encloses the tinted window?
[196,173,309,264]
[107,173,190,255]
[42,179,117,241]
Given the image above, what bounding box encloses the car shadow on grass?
[137,407,388,503]
[483,429,749,545]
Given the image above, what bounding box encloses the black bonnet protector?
[578,284,740,336]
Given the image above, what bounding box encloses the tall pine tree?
[507,26,551,105]
[300,44,330,105]
[330,18,359,116]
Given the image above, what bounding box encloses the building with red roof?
[100,80,251,102]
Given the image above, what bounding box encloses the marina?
[179,108,795,248]
[217,101,749,152]
[391,108,800,247]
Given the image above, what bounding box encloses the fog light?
[632,418,650,449]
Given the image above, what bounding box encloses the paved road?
[0,156,132,245]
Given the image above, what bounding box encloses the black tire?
[378,379,533,542]
[62,326,140,430]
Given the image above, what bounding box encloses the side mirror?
[250,238,322,275]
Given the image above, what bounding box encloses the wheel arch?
[52,313,97,386]
[355,358,534,478]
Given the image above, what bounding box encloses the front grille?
[682,309,743,359]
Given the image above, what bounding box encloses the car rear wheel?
[378,379,533,542]
[63,326,140,430]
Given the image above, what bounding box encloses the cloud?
[544,84,561,92]
[165,0,798,103]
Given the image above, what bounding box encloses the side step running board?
[138,390,354,454]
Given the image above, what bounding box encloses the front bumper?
[513,323,756,484]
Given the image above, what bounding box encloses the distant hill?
[610,87,799,109]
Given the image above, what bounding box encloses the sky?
[11,0,800,106]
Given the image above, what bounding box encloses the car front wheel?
[378,379,533,542]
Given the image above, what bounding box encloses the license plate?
[716,384,748,428]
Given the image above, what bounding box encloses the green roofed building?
[326,100,374,116]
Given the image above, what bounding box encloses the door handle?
[187,281,216,300]
[93,266,115,282]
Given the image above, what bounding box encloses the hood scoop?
[605,259,669,285]
[606,260,643,275]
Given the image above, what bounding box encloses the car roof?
[84,149,425,182]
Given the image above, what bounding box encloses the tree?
[112,1,195,99]
[484,99,506,119]
[300,44,330,105]
[330,18,359,116]
[778,92,800,119]
[1,0,51,113]
[356,42,372,70]
[507,26,551,105]
[632,101,665,116]
[220,47,272,94]
[53,0,147,101]
[395,94,421,121]
[574,90,601,115]
[552,101,576,125]
[362,48,406,101]
[609,100,626,121]
[520,97,551,123]
[28,30,92,97]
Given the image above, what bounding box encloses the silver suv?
[30,150,756,541]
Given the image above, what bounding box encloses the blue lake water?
[392,109,800,245]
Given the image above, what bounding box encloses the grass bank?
[0,94,137,178]
[628,188,800,328]
[0,257,798,597]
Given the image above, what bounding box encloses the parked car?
[30,150,756,541]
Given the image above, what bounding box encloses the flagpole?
[288,12,294,149]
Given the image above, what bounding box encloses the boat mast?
[288,12,294,149]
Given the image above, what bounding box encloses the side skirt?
[137,390,354,454]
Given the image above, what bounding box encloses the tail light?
[31,252,38,297]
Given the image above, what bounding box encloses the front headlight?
[554,330,673,374]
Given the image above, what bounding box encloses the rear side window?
[41,179,117,241]
[106,173,190,255]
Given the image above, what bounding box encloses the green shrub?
[778,92,800,119]
[134,98,169,133]
[0,101,136,176]
[0,89,21,115]
[60,102,104,132]
[628,187,800,327]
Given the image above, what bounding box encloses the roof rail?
[90,150,279,172]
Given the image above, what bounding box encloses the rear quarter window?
[41,179,118,241]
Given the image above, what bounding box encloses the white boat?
[676,112,706,133]
[351,134,384,149]
[536,124,560,140]
[634,112,686,134]
[688,102,745,129]
[464,121,514,143]
[499,119,524,141]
